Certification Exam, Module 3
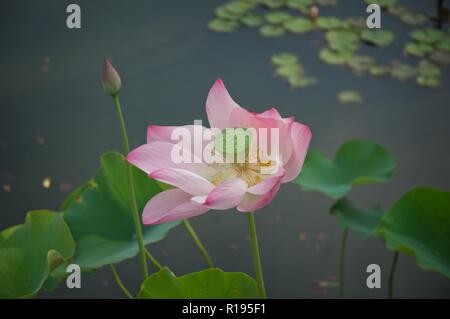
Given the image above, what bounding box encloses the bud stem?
[246,212,267,299]
[112,94,149,279]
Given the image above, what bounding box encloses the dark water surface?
[1,0,449,298]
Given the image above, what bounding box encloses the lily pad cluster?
[0,152,181,298]
[208,0,449,89]
[294,140,450,280]
[270,52,316,88]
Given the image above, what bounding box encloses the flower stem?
[145,248,163,270]
[110,265,134,299]
[339,228,349,299]
[112,95,148,279]
[388,251,399,299]
[183,219,214,268]
[246,213,267,299]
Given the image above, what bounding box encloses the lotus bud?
[102,59,122,97]
[310,5,319,20]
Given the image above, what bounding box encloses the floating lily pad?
[316,17,345,30]
[347,55,376,73]
[241,14,265,27]
[369,65,390,77]
[208,19,238,33]
[214,6,240,21]
[271,52,298,65]
[410,28,446,44]
[437,35,450,52]
[377,187,450,278]
[138,267,259,299]
[260,24,285,37]
[337,90,363,104]
[343,17,367,29]
[316,0,337,6]
[63,152,180,270]
[225,1,255,15]
[0,210,75,298]
[284,17,314,34]
[331,198,384,238]
[319,48,353,65]
[429,51,450,65]
[416,60,441,87]
[404,42,434,58]
[326,30,359,52]
[364,0,397,8]
[400,12,428,26]
[390,62,417,81]
[286,0,313,10]
[294,140,395,199]
[266,11,292,24]
[262,0,286,9]
[360,29,395,47]
[271,52,316,89]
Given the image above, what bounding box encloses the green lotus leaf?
[331,198,384,238]
[343,17,367,29]
[364,0,397,8]
[214,6,240,21]
[416,75,440,88]
[208,19,238,33]
[271,52,299,65]
[0,210,75,298]
[390,62,417,81]
[316,17,345,30]
[260,24,285,37]
[225,1,255,15]
[437,35,450,52]
[294,140,395,199]
[286,0,313,10]
[337,90,363,104]
[369,65,390,77]
[377,188,450,278]
[241,14,264,27]
[418,60,441,78]
[429,51,450,65]
[326,30,359,52]
[266,11,292,24]
[404,42,434,58]
[399,12,428,26]
[319,48,353,65]
[410,28,446,44]
[138,267,259,299]
[284,17,314,34]
[288,74,317,88]
[62,151,180,270]
[387,4,407,15]
[316,0,337,6]
[347,55,376,73]
[360,29,395,47]
[262,0,286,9]
[275,64,302,77]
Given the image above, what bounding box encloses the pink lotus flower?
[127,79,311,225]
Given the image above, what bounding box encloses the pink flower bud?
[310,5,319,20]
[102,59,121,96]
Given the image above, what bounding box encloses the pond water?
[0,0,449,298]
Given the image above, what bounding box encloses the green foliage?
[377,188,450,278]
[63,152,179,270]
[138,267,259,299]
[331,198,384,237]
[337,90,362,104]
[284,17,314,34]
[271,52,317,88]
[360,30,395,47]
[294,140,395,199]
[260,24,285,37]
[0,211,75,298]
